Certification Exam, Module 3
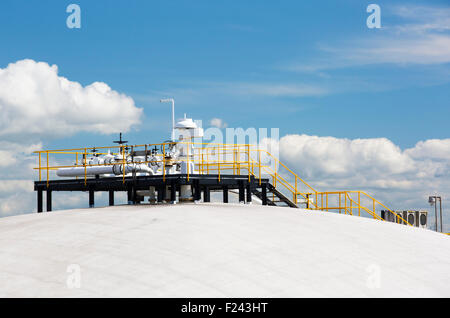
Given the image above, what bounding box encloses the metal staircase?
[245,149,413,226]
[252,184,298,208]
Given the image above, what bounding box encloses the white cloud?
[232,83,328,97]
[209,118,228,129]
[279,135,415,179]
[0,151,16,167]
[138,82,330,105]
[0,141,42,168]
[392,5,450,33]
[0,59,143,217]
[285,4,450,72]
[405,139,450,161]
[0,180,33,194]
[271,135,450,223]
[0,59,143,138]
[332,34,450,66]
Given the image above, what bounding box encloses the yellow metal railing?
[34,141,411,225]
[245,148,411,225]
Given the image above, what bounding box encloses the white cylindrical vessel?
[179,185,193,202]
[56,163,154,177]
[56,166,115,177]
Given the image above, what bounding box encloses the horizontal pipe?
[56,163,154,177]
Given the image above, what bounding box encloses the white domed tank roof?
[0,203,449,297]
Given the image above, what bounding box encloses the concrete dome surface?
[0,203,449,297]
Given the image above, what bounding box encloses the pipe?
[160,98,175,141]
[56,163,154,177]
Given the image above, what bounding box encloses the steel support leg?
[127,187,133,205]
[246,183,252,203]
[223,185,229,203]
[46,190,52,212]
[238,181,245,203]
[133,187,138,204]
[109,190,114,206]
[261,184,267,206]
[89,190,95,208]
[37,189,43,213]
[157,185,164,203]
[194,180,201,201]
[170,182,176,203]
[203,187,210,203]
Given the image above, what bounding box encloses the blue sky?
[1,0,448,148]
[0,0,449,224]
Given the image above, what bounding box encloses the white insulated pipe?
[56,163,154,177]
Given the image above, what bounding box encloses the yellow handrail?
[34,141,412,226]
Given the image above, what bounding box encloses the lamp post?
[429,196,443,232]
[160,98,175,141]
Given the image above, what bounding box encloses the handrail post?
[237,146,240,175]
[207,149,209,174]
[38,152,41,181]
[46,151,49,187]
[344,192,347,214]
[233,147,236,175]
[218,145,221,182]
[273,159,277,190]
[84,148,88,186]
[187,141,190,181]
[163,143,166,182]
[145,144,148,163]
[201,152,204,175]
[295,176,298,205]
[258,147,261,185]
[315,192,318,211]
[122,146,125,184]
[373,199,376,219]
[350,194,353,215]
[247,144,250,182]
[358,192,361,217]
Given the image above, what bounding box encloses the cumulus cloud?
[269,134,450,222]
[405,139,450,161]
[0,59,143,217]
[209,118,228,129]
[279,135,415,179]
[0,59,143,138]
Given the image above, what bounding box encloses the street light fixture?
[160,98,175,141]
[428,195,443,232]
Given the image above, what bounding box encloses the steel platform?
[34,174,272,212]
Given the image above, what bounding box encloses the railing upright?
[83,148,87,185]
[163,143,166,182]
[38,152,41,181]
[122,146,125,184]
[46,151,49,187]
[358,192,361,217]
[247,144,250,182]
[187,142,189,181]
